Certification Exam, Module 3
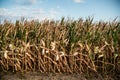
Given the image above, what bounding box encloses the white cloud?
[48,8,65,19]
[0,8,7,12]
[0,7,64,22]
[73,0,84,3]
[49,8,59,15]
[29,0,37,4]
[0,8,11,16]
[22,0,37,5]
[0,8,7,14]
[14,0,39,5]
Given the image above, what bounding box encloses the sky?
[0,0,120,22]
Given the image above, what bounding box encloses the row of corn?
[0,17,120,75]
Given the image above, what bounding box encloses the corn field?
[0,17,120,76]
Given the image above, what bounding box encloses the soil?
[0,72,119,80]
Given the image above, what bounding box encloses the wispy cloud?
[0,8,8,15]
[29,0,37,4]
[73,0,84,3]
[0,6,64,22]
[23,0,37,4]
[14,0,39,5]
[0,7,44,17]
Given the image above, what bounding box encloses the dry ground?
[0,72,120,80]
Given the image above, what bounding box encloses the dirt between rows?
[0,72,119,80]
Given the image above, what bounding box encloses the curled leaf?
[98,54,104,58]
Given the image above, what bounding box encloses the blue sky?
[0,0,120,22]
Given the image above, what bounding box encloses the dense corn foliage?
[0,18,120,76]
